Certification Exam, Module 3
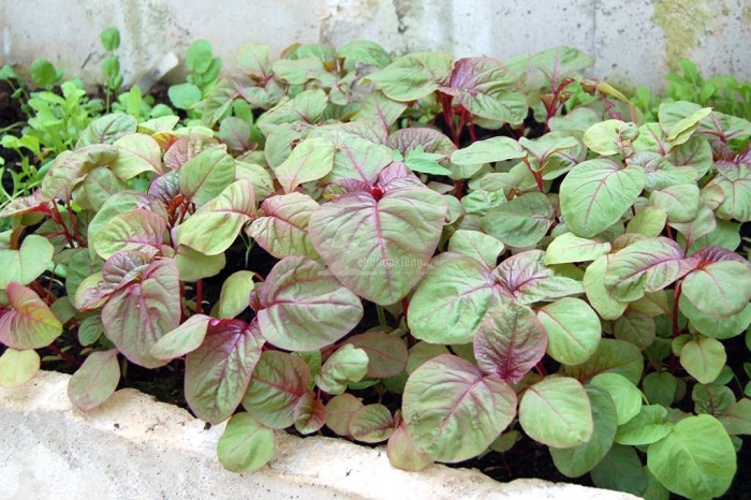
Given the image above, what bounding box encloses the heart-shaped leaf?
[150,314,212,360]
[366,52,453,102]
[0,235,54,289]
[178,146,236,207]
[682,261,751,319]
[246,192,319,259]
[325,393,364,436]
[217,413,276,472]
[315,344,369,395]
[482,192,555,248]
[679,337,726,384]
[0,348,40,387]
[0,282,62,350]
[67,349,120,410]
[346,331,408,379]
[537,297,601,365]
[403,354,517,463]
[543,233,611,265]
[92,208,167,260]
[255,256,363,351]
[349,404,394,443]
[494,250,584,305]
[274,137,335,193]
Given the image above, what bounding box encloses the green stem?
[376,305,387,328]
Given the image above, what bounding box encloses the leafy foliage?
[1,40,750,500]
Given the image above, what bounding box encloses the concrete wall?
[2,0,751,91]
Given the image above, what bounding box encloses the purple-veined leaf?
[439,57,527,125]
[409,255,507,344]
[0,348,40,387]
[681,260,751,319]
[294,391,327,435]
[0,234,54,288]
[387,127,455,157]
[255,256,363,351]
[448,230,505,269]
[349,404,394,443]
[544,233,611,265]
[355,91,407,133]
[309,164,447,305]
[148,171,180,205]
[473,304,548,383]
[527,46,595,88]
[101,259,180,368]
[163,133,218,171]
[246,192,319,259]
[177,180,257,255]
[494,250,583,304]
[706,161,751,222]
[613,309,656,350]
[325,393,364,436]
[150,314,212,360]
[649,184,700,224]
[403,354,517,463]
[679,337,726,384]
[178,146,236,207]
[670,203,717,252]
[111,133,163,179]
[217,413,276,472]
[0,191,48,219]
[77,166,128,211]
[519,376,593,448]
[40,144,118,202]
[387,420,434,471]
[366,52,454,102]
[0,282,62,349]
[67,349,120,411]
[560,159,645,238]
[274,137,335,193]
[242,350,311,429]
[218,116,251,152]
[692,245,749,265]
[345,331,408,379]
[77,113,137,146]
[315,344,369,395]
[91,208,167,260]
[604,237,694,302]
[451,136,525,165]
[185,319,264,424]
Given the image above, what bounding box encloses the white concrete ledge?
[0,371,637,500]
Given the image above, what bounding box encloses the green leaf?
[92,208,166,260]
[40,144,118,202]
[325,393,364,436]
[387,420,434,471]
[242,351,310,429]
[680,297,751,340]
[519,376,593,448]
[150,314,211,360]
[100,27,120,51]
[649,184,700,224]
[409,255,503,344]
[30,59,59,88]
[680,337,726,384]
[549,386,618,478]
[217,413,275,472]
[543,233,611,265]
[293,391,326,435]
[719,398,751,435]
[583,119,630,156]
[0,283,62,350]
[682,261,751,318]
[177,180,256,255]
[217,271,256,319]
[537,297,601,365]
[663,106,712,147]
[448,230,504,268]
[366,52,453,102]
[450,137,525,165]
[247,193,319,259]
[77,114,138,147]
[482,192,555,248]
[560,159,645,238]
[591,444,649,496]
[0,235,54,289]
[565,339,644,385]
[346,331,408,379]
[339,40,391,68]
[626,205,667,237]
[0,348,40,387]
[613,309,656,350]
[77,315,103,346]
[494,249,584,305]
[67,349,120,411]
[404,147,452,175]
[584,254,628,320]
[647,414,736,499]
[349,404,394,443]
[256,257,363,351]
[178,146,236,207]
[315,344,369,395]
[169,83,202,110]
[590,373,642,425]
[706,161,751,222]
[111,133,163,179]
[175,244,226,282]
[403,355,516,463]
[274,137,335,193]
[615,405,671,445]
[642,371,678,407]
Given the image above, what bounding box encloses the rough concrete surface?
[2,0,751,91]
[0,371,638,500]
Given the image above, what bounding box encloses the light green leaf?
[719,398,751,435]
[538,297,601,365]
[92,208,166,260]
[366,52,453,102]
[583,119,630,156]
[0,348,40,387]
[649,184,700,224]
[111,133,162,179]
[150,314,211,360]
[543,233,611,265]
[616,405,671,445]
[246,192,319,259]
[0,283,62,350]
[217,271,256,319]
[275,137,335,193]
[584,254,628,320]
[680,337,726,384]
[349,404,394,443]
[315,344,369,395]
[450,137,525,165]
[217,413,276,472]
[519,376,593,448]
[560,159,645,238]
[626,205,667,237]
[682,261,751,319]
[591,444,649,496]
[647,414,736,499]
[175,245,226,281]
[325,393,364,436]
[448,230,505,268]
[590,372,643,425]
[565,339,644,385]
[482,192,555,248]
[67,349,120,411]
[0,235,54,289]
[642,371,678,407]
[178,146,236,207]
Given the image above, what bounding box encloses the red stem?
[49,204,76,247]
[47,344,82,367]
[668,282,683,373]
[195,279,203,314]
[535,362,548,377]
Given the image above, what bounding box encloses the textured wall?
[2,0,751,91]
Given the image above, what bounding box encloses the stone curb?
[0,371,638,500]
